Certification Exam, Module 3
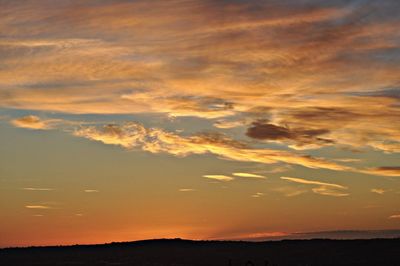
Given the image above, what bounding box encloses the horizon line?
[2,228,400,249]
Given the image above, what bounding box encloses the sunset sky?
[0,0,400,247]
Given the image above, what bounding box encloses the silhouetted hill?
[1,238,400,265]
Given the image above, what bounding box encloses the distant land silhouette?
[1,237,400,266]
[229,229,400,241]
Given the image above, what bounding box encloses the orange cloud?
[0,0,398,156]
[73,122,352,172]
[74,123,146,149]
[361,167,400,177]
[1,1,398,186]
[25,205,52,209]
[11,115,60,130]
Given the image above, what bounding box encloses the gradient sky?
[1,0,400,247]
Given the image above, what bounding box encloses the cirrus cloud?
[232,173,266,179]
[203,175,234,182]
[25,205,52,209]
[0,0,399,155]
[73,122,352,172]
[280,176,349,197]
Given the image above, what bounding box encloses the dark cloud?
[246,120,333,148]
[246,121,292,140]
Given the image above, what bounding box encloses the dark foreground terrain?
[1,238,399,266]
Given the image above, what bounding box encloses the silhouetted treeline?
[1,238,400,265]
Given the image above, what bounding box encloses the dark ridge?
[1,238,400,265]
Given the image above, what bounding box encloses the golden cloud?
[371,188,385,195]
[0,0,398,155]
[73,122,353,172]
[11,115,59,130]
[232,173,266,179]
[178,188,196,192]
[84,189,99,193]
[361,167,400,177]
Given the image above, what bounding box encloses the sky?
[0,0,400,247]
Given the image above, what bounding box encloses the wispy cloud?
[22,187,54,191]
[1,0,400,246]
[216,229,400,241]
[251,192,264,198]
[73,122,352,172]
[0,0,398,155]
[273,186,307,197]
[213,119,246,129]
[280,176,346,189]
[264,165,292,174]
[25,205,52,209]
[211,231,289,241]
[84,189,99,193]
[362,167,400,177]
[371,188,386,195]
[333,158,362,163]
[232,173,266,179]
[203,175,234,182]
[311,186,349,197]
[179,188,196,192]
[11,116,61,130]
[281,176,349,197]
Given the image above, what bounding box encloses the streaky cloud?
[281,176,349,197]
[232,173,266,179]
[0,0,399,154]
[84,189,99,193]
[280,176,346,189]
[179,188,196,192]
[73,122,353,172]
[361,167,400,177]
[203,175,234,182]
[22,187,54,191]
[25,205,52,209]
